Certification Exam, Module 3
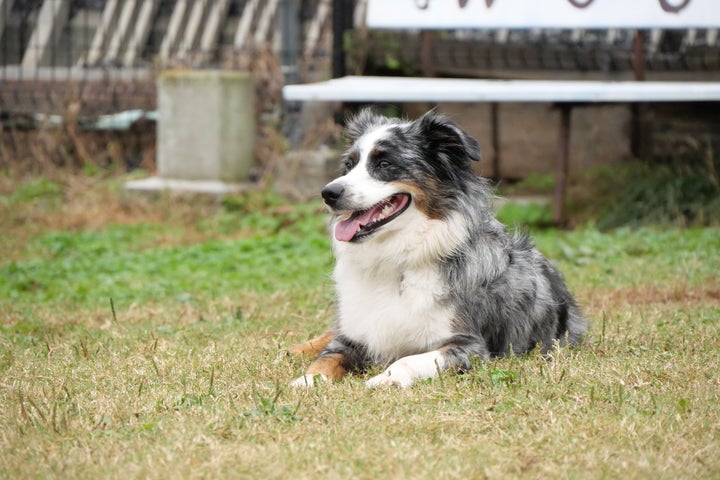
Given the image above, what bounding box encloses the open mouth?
[334,193,411,242]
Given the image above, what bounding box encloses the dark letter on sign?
[659,0,691,13]
[568,0,595,8]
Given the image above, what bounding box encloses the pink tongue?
[334,205,383,242]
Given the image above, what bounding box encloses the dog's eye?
[340,159,353,172]
[378,160,390,169]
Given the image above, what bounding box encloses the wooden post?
[553,104,572,225]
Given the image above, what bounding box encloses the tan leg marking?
[287,330,334,357]
[305,353,347,381]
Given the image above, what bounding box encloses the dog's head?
[322,109,481,243]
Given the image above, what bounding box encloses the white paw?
[366,365,414,388]
[366,351,446,389]
[290,373,328,388]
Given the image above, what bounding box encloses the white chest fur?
[333,256,455,364]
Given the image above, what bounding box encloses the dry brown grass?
[2,291,718,479]
[0,172,260,262]
[584,283,720,311]
[1,174,719,479]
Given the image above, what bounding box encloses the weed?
[247,382,302,424]
[570,156,720,228]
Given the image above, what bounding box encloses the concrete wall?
[405,102,632,180]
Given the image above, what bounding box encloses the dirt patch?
[583,283,720,312]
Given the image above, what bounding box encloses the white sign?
[366,0,720,29]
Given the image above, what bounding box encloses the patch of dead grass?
[2,173,719,479]
[1,172,257,261]
[583,283,720,313]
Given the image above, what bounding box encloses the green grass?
[2,227,331,307]
[1,174,719,479]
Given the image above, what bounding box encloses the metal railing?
[0,0,331,116]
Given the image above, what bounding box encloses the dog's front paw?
[366,351,445,388]
[290,373,328,388]
[366,366,414,388]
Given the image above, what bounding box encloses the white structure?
[126,70,254,195]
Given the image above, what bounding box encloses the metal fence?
[0,0,330,117]
[2,0,719,118]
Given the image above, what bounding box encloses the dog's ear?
[345,107,388,144]
[417,109,482,163]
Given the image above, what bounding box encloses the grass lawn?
[1,173,719,479]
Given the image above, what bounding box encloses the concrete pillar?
[157,70,254,183]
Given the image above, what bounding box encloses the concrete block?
[278,146,339,201]
[157,70,254,182]
[123,177,248,195]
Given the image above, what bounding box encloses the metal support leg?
[490,102,500,181]
[553,104,572,226]
[631,30,646,158]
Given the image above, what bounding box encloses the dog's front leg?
[366,336,489,388]
[290,353,348,387]
[287,330,334,357]
[366,350,447,388]
[290,335,368,388]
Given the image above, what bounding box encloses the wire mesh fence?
[0,0,330,174]
[0,0,330,118]
[2,1,718,118]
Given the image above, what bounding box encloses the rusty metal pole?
[491,103,501,181]
[420,30,435,77]
[553,104,572,225]
[632,30,646,81]
[631,30,646,158]
[332,0,354,78]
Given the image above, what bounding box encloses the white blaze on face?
[329,124,399,210]
[328,123,414,242]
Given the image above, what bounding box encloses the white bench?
[282,0,720,223]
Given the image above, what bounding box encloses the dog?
[290,108,587,388]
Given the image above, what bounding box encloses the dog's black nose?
[321,183,345,207]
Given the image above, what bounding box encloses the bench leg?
[491,102,501,181]
[553,104,572,225]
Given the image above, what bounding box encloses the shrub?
[569,154,720,229]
